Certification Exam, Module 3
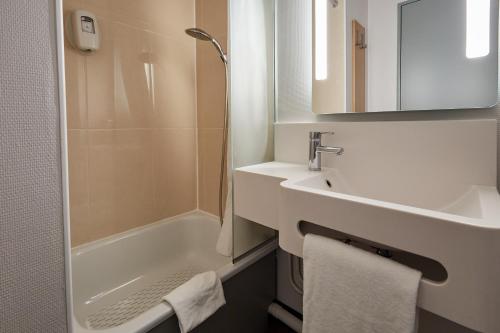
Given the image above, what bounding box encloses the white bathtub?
[71,210,276,333]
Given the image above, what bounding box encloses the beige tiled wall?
[195,0,228,215]
[65,0,197,246]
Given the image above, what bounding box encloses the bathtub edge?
[73,238,278,333]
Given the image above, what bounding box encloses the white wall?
[367,0,404,112]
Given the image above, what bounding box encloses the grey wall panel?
[399,0,498,110]
[0,1,68,332]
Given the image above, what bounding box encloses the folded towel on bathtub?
[163,271,226,333]
[302,234,421,333]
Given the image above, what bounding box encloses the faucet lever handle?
[309,131,334,140]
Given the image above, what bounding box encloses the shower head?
[185,28,212,41]
[185,28,227,64]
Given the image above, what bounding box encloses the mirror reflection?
[310,0,499,113]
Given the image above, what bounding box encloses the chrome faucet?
[308,131,344,171]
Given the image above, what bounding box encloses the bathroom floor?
[266,316,296,333]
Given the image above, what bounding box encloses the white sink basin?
[234,161,500,333]
[292,169,500,221]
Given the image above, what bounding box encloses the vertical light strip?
[315,0,328,80]
[466,0,490,58]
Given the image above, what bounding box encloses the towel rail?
[342,238,393,258]
[299,221,448,282]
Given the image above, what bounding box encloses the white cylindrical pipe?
[268,302,303,333]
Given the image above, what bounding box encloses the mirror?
[308,0,499,113]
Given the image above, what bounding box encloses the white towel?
[303,234,421,333]
[163,271,226,333]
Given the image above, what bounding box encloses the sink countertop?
[237,161,500,229]
[236,162,312,180]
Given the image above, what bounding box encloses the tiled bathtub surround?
[64,0,199,246]
[196,0,229,215]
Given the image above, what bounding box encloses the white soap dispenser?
[66,10,100,52]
